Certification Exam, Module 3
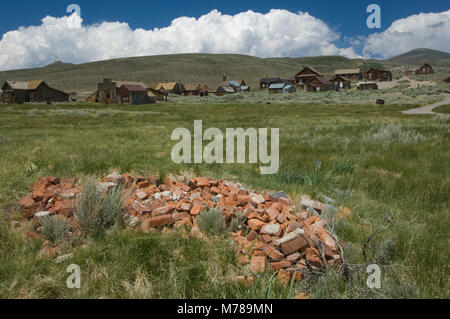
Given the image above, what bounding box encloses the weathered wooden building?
[117,85,154,105]
[331,75,351,89]
[306,76,334,92]
[1,80,69,104]
[97,79,149,104]
[415,63,433,75]
[364,68,392,82]
[334,69,361,81]
[268,83,285,94]
[357,82,378,90]
[295,67,322,85]
[155,82,185,95]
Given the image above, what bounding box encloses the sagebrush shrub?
[196,209,226,236]
[40,215,71,243]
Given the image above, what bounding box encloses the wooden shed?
[295,67,322,85]
[148,88,168,101]
[358,82,378,90]
[117,85,153,105]
[268,83,285,94]
[331,75,351,89]
[415,63,433,75]
[1,80,69,104]
[306,76,334,92]
[364,68,392,82]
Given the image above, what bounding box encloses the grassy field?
[0,100,449,299]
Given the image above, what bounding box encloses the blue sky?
[0,0,449,70]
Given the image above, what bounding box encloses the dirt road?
[402,97,450,115]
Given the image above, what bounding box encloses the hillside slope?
[0,54,376,97]
[388,48,450,66]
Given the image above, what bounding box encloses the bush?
[40,215,71,244]
[196,209,226,236]
[363,123,425,146]
[74,177,125,235]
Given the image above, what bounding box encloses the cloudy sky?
[0,0,448,71]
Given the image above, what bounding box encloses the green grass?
[0,101,448,299]
[434,104,450,114]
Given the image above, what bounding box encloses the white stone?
[274,228,305,246]
[261,224,280,235]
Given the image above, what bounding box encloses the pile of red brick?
[18,174,343,280]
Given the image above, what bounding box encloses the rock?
[250,255,266,273]
[286,252,301,262]
[305,248,323,268]
[136,191,148,200]
[274,228,305,246]
[124,214,141,227]
[132,201,152,216]
[270,191,288,200]
[261,223,280,235]
[34,211,51,219]
[18,197,35,209]
[319,194,335,204]
[250,194,265,205]
[322,204,338,216]
[97,182,117,193]
[190,204,202,216]
[55,253,74,264]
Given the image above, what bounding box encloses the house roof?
[312,76,332,85]
[269,83,285,89]
[218,86,236,93]
[155,82,179,91]
[184,84,200,91]
[332,75,351,82]
[335,69,360,75]
[110,80,148,89]
[5,81,32,90]
[260,77,281,83]
[120,84,147,92]
[295,67,321,77]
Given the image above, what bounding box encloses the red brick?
[271,260,291,271]
[148,215,174,227]
[305,248,323,268]
[266,207,280,220]
[280,236,308,255]
[246,230,258,242]
[261,244,284,261]
[247,219,266,231]
[190,204,203,216]
[250,256,266,273]
[18,197,35,209]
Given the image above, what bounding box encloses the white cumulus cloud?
[363,10,450,58]
[0,9,360,71]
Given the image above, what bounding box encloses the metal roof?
[269,83,285,89]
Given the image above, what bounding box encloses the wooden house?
[1,80,69,104]
[117,84,153,105]
[184,84,200,96]
[364,68,392,82]
[358,82,378,90]
[98,79,149,104]
[260,77,282,88]
[415,63,433,75]
[198,85,213,97]
[306,76,334,92]
[155,82,185,95]
[294,67,322,85]
[331,75,351,89]
[334,69,361,81]
[86,91,99,103]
